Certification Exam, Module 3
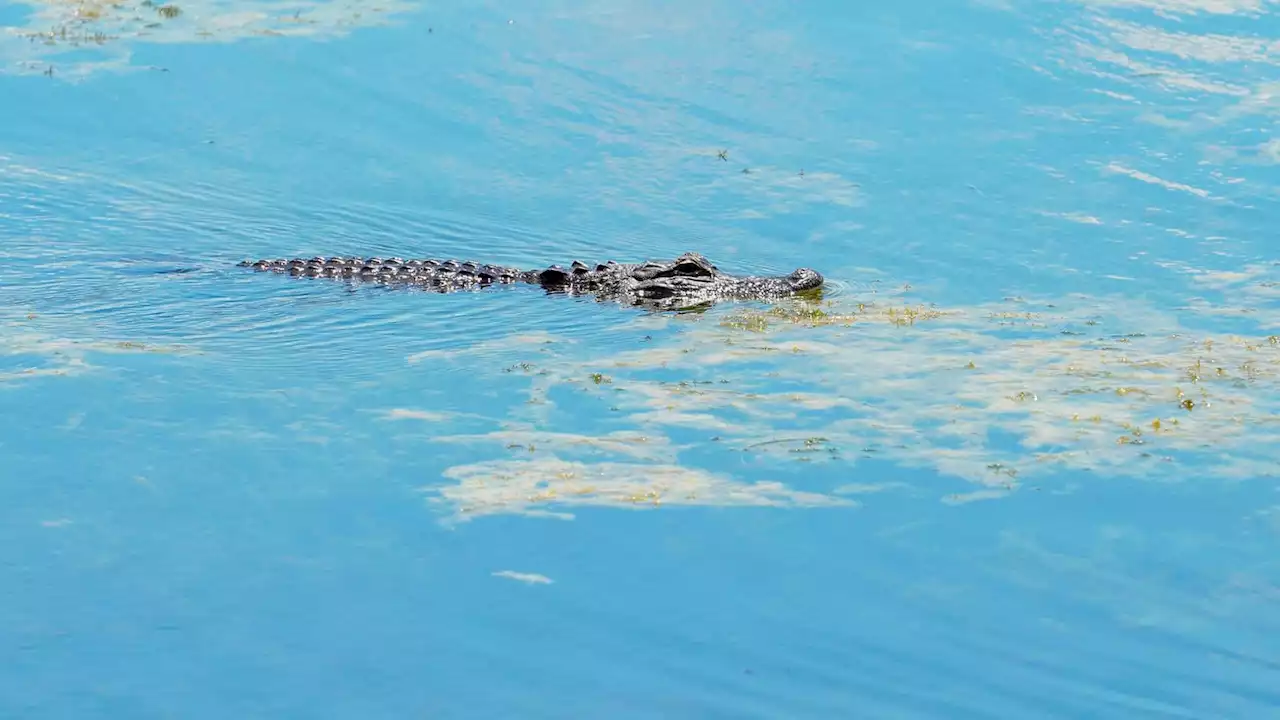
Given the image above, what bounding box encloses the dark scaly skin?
[236,252,824,310]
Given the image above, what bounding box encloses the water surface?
[2,0,1278,717]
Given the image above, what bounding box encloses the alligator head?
[533,252,825,309]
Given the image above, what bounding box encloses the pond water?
[2,0,1278,717]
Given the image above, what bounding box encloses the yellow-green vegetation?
[430,457,854,522]
[0,311,196,383]
[4,0,417,75]
[719,299,953,331]
[418,285,1280,520]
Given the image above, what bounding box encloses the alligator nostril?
[787,268,823,291]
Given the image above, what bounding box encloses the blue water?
[3,0,1279,717]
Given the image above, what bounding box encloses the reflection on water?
[1053,0,1280,202]
[491,569,553,584]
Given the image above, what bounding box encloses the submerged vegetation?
[403,287,1280,520]
[720,299,953,331]
[2,0,416,75]
[0,310,196,382]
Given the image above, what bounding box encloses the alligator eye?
[671,259,714,277]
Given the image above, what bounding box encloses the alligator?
[236,252,824,310]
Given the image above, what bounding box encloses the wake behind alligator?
[237,252,824,310]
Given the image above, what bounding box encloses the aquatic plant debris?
[427,456,854,523]
[0,310,196,383]
[416,286,1280,520]
[1,0,418,76]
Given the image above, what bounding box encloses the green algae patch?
[416,284,1280,517]
[719,298,955,332]
[0,311,200,385]
[425,455,854,524]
